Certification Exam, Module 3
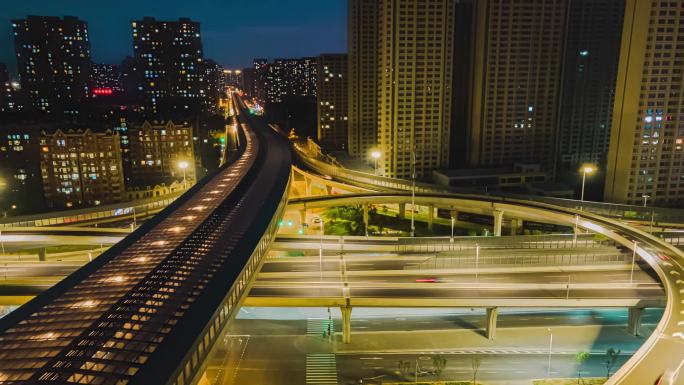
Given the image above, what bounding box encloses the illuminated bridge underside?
[291,168,684,384]
[0,96,292,385]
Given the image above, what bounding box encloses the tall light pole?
[410,144,416,237]
[450,215,455,242]
[642,194,655,233]
[371,151,381,175]
[178,161,189,189]
[475,244,480,280]
[312,216,324,282]
[631,241,638,283]
[580,166,595,202]
[547,328,553,379]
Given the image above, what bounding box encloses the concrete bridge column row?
[336,305,647,344]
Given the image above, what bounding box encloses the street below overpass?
[207,307,661,385]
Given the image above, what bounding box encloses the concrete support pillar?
[341,306,352,343]
[427,204,435,231]
[299,209,307,229]
[627,307,645,336]
[493,209,504,237]
[363,204,370,236]
[399,203,406,219]
[305,177,312,196]
[510,218,523,236]
[38,248,47,262]
[325,185,333,195]
[486,307,499,340]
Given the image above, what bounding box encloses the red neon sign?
[93,88,113,95]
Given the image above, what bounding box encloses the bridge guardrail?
[406,252,629,270]
[397,234,616,253]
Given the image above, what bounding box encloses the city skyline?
[0,0,346,76]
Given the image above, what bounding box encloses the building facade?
[467,0,568,171]
[557,0,625,171]
[347,0,379,160]
[253,58,269,104]
[131,18,205,111]
[604,0,684,207]
[0,64,16,113]
[128,120,196,187]
[39,128,125,209]
[266,58,317,103]
[317,54,348,150]
[90,63,123,95]
[0,125,43,214]
[377,0,456,178]
[12,16,91,115]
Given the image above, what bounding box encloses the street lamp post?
[410,146,416,238]
[580,166,595,202]
[547,328,553,379]
[475,244,480,280]
[371,151,381,175]
[450,215,455,242]
[642,194,655,233]
[178,161,189,189]
[631,241,638,283]
[312,217,324,282]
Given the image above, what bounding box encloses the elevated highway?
[292,151,684,384]
[0,93,293,385]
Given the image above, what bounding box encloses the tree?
[471,356,482,384]
[604,348,621,378]
[575,351,591,384]
[433,355,447,380]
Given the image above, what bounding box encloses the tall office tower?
[131,18,204,111]
[467,0,568,171]
[605,0,684,207]
[267,58,317,103]
[12,16,91,115]
[253,58,269,103]
[317,54,348,150]
[348,0,379,160]
[557,0,625,171]
[128,120,196,187]
[376,0,456,178]
[90,63,123,94]
[39,128,125,209]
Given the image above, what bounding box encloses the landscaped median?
[383,382,482,385]
[533,378,606,385]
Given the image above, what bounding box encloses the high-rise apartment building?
[0,125,43,214]
[557,0,625,170]
[0,64,16,113]
[466,0,568,171]
[377,0,455,178]
[348,0,379,160]
[90,63,123,94]
[317,54,348,150]
[39,128,124,209]
[128,120,196,187]
[12,16,91,115]
[241,67,256,97]
[131,18,204,111]
[223,69,243,88]
[266,58,317,103]
[203,59,224,113]
[605,0,684,207]
[253,58,269,103]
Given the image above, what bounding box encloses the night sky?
[0,0,347,76]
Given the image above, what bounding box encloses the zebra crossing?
[306,353,338,385]
[306,318,334,336]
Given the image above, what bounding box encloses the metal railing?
[406,251,629,270]
[396,234,615,253]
